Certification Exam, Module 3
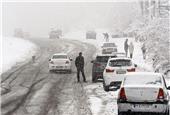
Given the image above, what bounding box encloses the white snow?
[1,37,37,74]
[64,29,167,115]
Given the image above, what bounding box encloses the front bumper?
[118,101,169,113]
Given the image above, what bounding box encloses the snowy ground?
[1,37,37,74]
[64,29,169,115]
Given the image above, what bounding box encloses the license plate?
[116,70,126,74]
[132,104,151,109]
[56,66,63,68]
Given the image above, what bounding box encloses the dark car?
[91,54,117,82]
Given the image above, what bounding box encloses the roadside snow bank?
[1,37,37,74]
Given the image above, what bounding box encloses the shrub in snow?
[125,17,170,73]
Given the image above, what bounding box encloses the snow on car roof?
[53,53,67,56]
[123,72,162,86]
[108,57,131,61]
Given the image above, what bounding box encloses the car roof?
[108,57,131,61]
[96,53,117,57]
[125,72,162,77]
[53,53,68,56]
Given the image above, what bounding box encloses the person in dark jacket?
[124,39,128,57]
[75,52,86,82]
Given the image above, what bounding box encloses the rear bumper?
[103,74,125,86]
[49,65,71,71]
[118,101,169,113]
[93,72,103,79]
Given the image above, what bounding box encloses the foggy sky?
[2,2,140,37]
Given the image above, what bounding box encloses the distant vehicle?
[103,57,137,91]
[49,29,62,39]
[101,42,117,54]
[118,72,170,115]
[91,54,117,82]
[86,31,96,39]
[49,53,72,73]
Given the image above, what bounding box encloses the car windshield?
[103,43,116,47]
[109,59,132,67]
[96,56,116,62]
[52,55,67,59]
[124,75,162,86]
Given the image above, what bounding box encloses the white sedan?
[103,57,137,91]
[117,72,170,115]
[49,53,72,73]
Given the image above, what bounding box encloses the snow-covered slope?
[1,37,37,74]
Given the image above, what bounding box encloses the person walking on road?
[141,43,146,59]
[75,52,86,82]
[103,33,109,42]
[129,42,134,58]
[124,39,128,57]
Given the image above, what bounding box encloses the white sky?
[2,2,141,37]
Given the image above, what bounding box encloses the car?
[91,54,117,82]
[49,53,72,73]
[101,42,117,54]
[117,72,170,115]
[86,30,96,39]
[103,57,137,91]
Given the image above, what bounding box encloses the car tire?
[68,70,72,74]
[49,70,53,73]
[103,81,109,92]
[92,73,97,83]
[118,110,126,115]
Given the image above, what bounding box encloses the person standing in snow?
[124,39,128,57]
[103,33,109,42]
[141,43,146,59]
[75,52,86,82]
[129,42,134,58]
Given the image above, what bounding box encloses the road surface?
[1,37,96,115]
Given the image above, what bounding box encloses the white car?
[101,42,117,54]
[103,57,137,91]
[49,53,72,73]
[118,72,170,115]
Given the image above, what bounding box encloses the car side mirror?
[134,64,137,67]
[91,60,94,63]
[49,59,51,61]
[70,58,73,61]
[167,86,170,90]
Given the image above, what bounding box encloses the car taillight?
[65,61,69,64]
[127,68,135,72]
[50,61,54,64]
[95,63,101,66]
[119,87,127,102]
[106,69,114,72]
[157,88,164,101]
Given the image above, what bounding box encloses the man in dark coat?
[124,39,128,57]
[75,52,86,82]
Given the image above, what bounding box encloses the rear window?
[109,59,132,67]
[96,56,116,62]
[52,55,67,59]
[103,43,116,47]
[124,75,162,86]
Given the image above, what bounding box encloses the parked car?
[118,72,170,115]
[101,42,117,54]
[103,57,137,91]
[91,54,117,82]
[86,31,96,39]
[49,53,72,73]
[49,29,62,39]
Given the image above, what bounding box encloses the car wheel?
[49,70,53,73]
[68,70,72,74]
[92,73,97,83]
[103,81,109,92]
[118,110,126,115]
